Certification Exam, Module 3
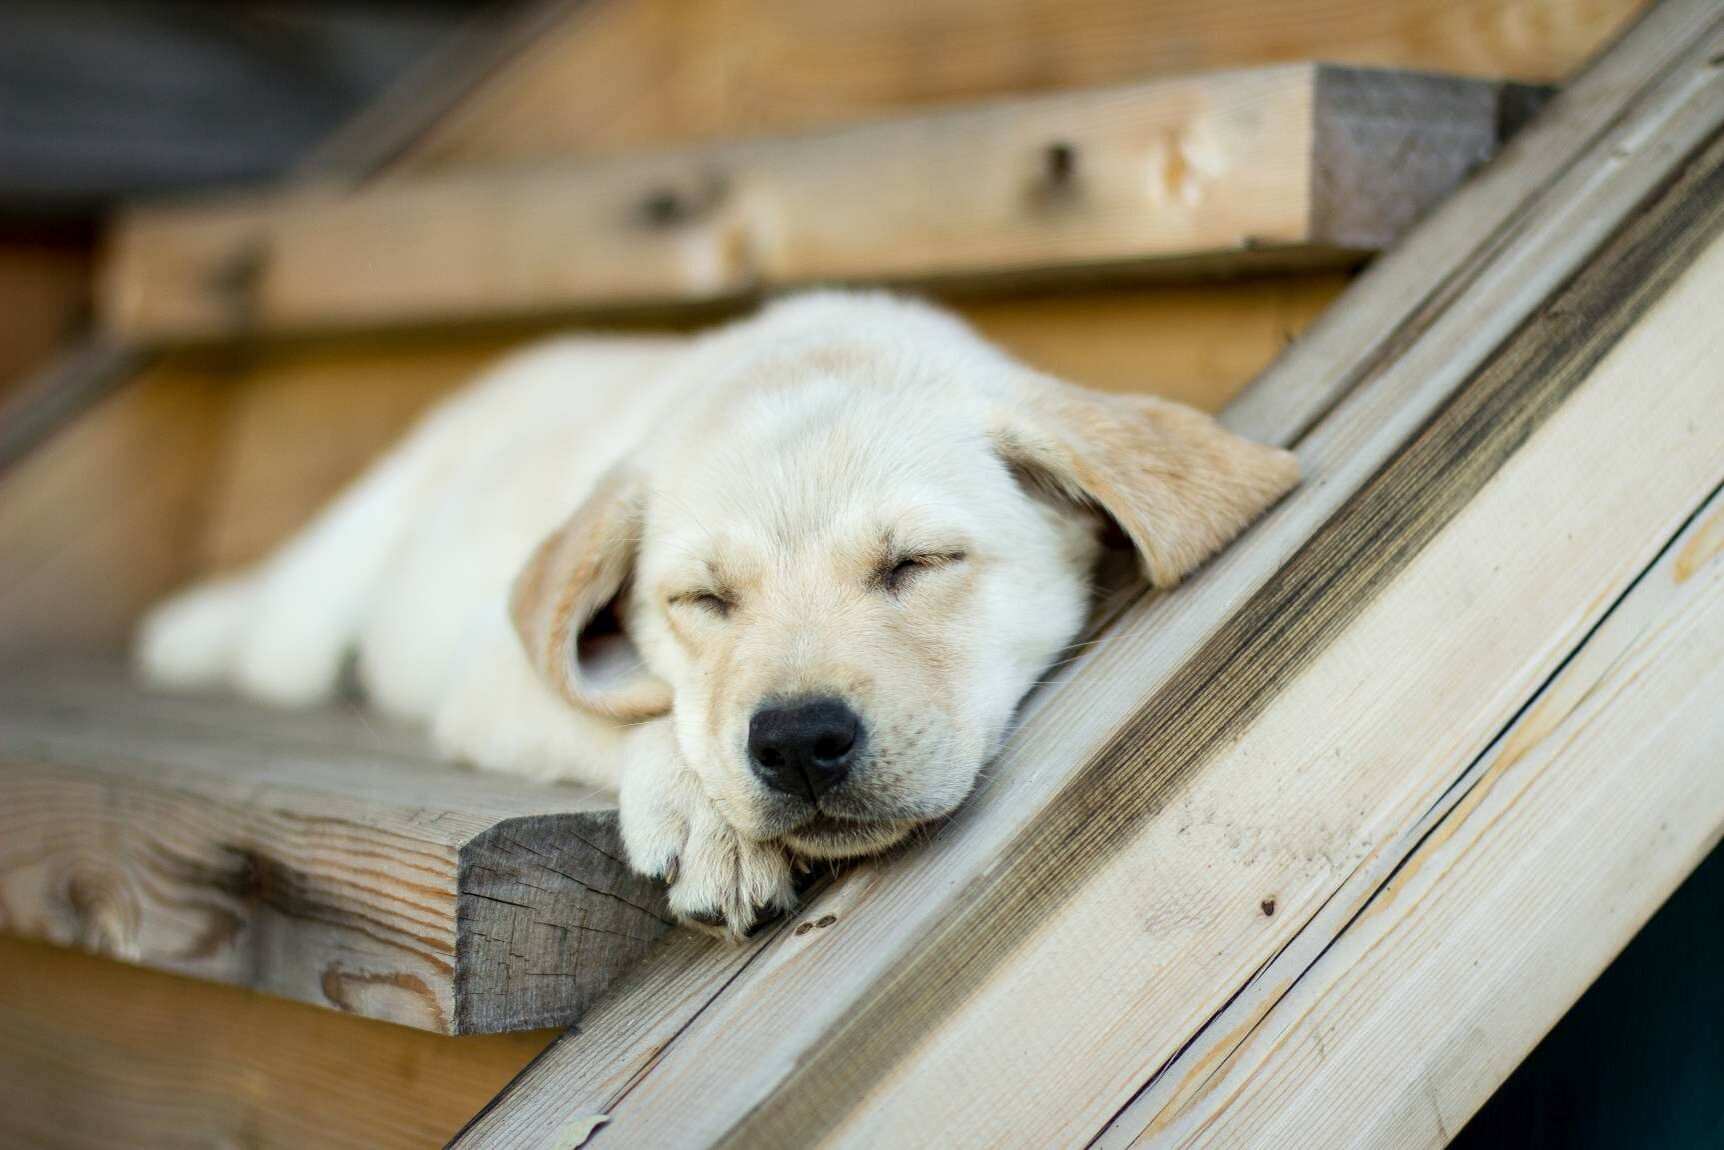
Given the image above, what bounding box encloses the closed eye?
[879,551,967,595]
[669,589,733,617]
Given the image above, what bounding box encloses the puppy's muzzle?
[747,696,864,801]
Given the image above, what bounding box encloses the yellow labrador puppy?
[139,292,1297,934]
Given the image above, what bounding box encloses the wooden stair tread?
[0,664,670,1035]
[104,63,1543,342]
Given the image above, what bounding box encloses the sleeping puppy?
[138,292,1297,935]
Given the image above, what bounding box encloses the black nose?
[747,697,863,801]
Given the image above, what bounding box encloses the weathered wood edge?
[456,812,672,1035]
[0,668,669,1035]
[1307,69,1552,249]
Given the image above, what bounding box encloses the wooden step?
[0,665,669,1035]
[103,63,1541,342]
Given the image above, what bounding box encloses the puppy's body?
[142,335,685,785]
[140,293,1298,932]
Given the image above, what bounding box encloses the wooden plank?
[451,1,1724,1143]
[0,935,554,1150]
[1098,485,1724,1148]
[103,65,1514,342]
[399,0,1643,171]
[0,666,672,1035]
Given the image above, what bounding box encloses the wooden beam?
[0,936,554,1149]
[1099,484,1724,1148]
[399,0,1643,171]
[0,667,672,1035]
[102,65,1522,342]
[450,1,1724,1143]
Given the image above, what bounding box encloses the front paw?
[619,727,797,938]
[666,802,797,938]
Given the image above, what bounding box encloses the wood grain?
[0,935,554,1150]
[1101,486,1724,1148]
[103,65,1513,342]
[399,0,1642,171]
[0,667,670,1034]
[450,2,1724,1143]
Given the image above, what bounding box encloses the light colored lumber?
[399,0,1642,170]
[104,65,1511,342]
[0,935,554,1150]
[451,2,1724,1143]
[0,361,223,661]
[190,276,1345,575]
[0,666,672,1035]
[1101,482,1724,1148]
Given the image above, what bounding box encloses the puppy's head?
[511,297,1297,860]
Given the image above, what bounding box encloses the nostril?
[811,730,854,763]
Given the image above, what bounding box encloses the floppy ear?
[991,377,1300,588]
[510,466,673,721]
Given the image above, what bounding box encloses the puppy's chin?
[729,790,933,861]
[783,815,918,861]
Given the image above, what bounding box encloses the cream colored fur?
[137,292,1298,935]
